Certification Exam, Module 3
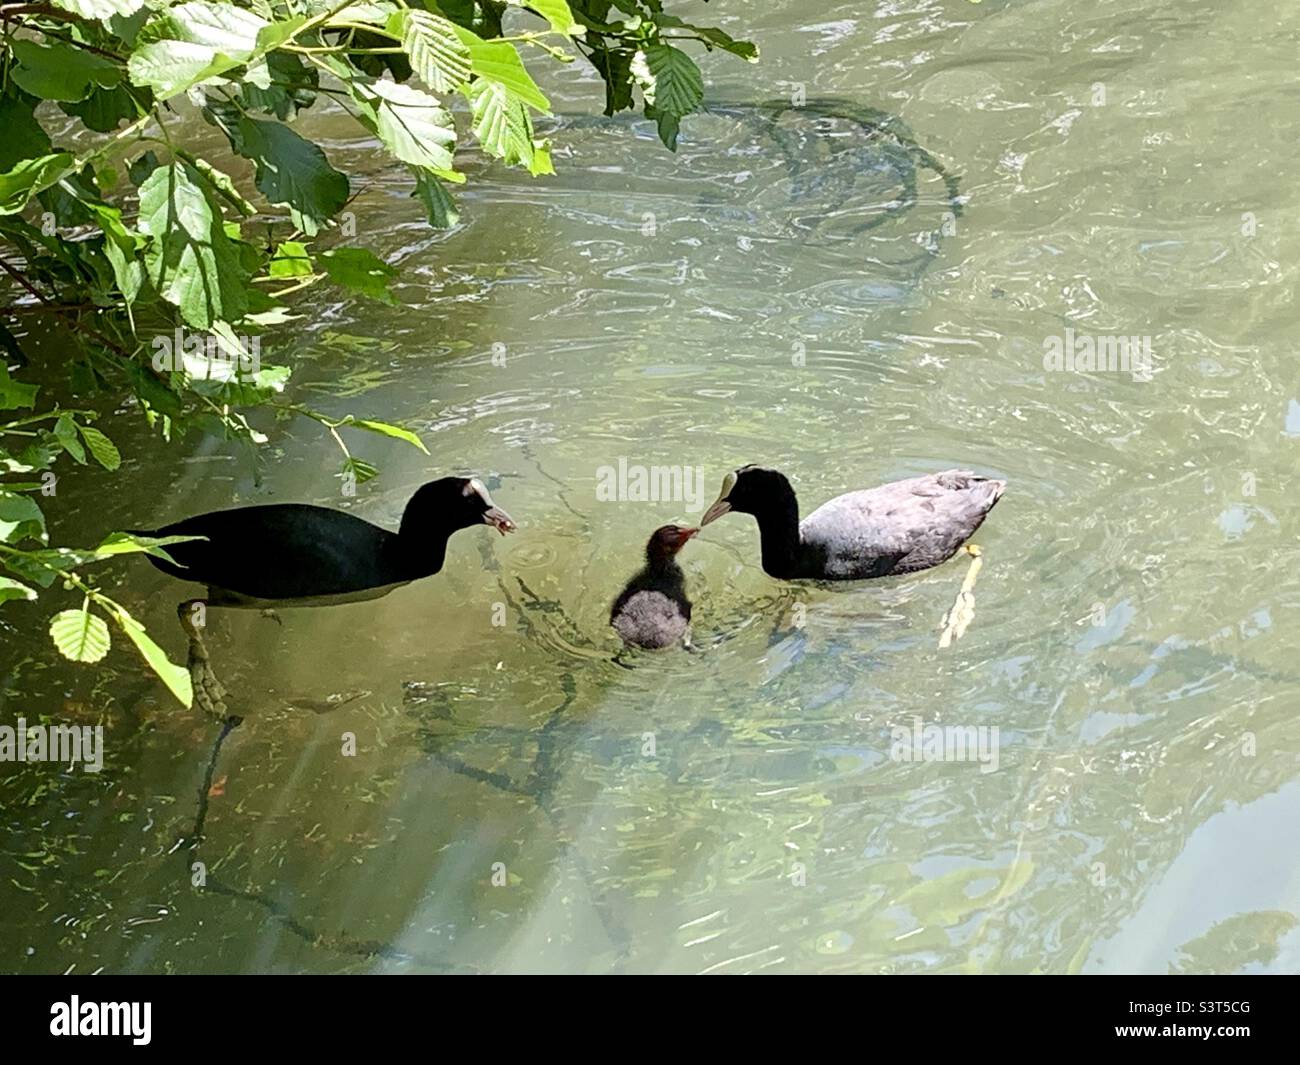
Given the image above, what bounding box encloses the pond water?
[4,0,1299,974]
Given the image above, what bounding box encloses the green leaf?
[239,51,319,119]
[411,169,459,228]
[320,248,397,306]
[127,1,270,99]
[183,154,257,216]
[508,0,579,35]
[60,84,140,133]
[52,0,147,19]
[0,365,39,410]
[93,532,200,560]
[353,80,457,171]
[1,550,60,587]
[631,44,703,150]
[468,80,551,174]
[49,607,112,663]
[87,203,145,305]
[110,606,193,707]
[54,414,87,464]
[652,16,759,62]
[0,575,37,606]
[77,425,122,470]
[340,455,378,485]
[269,241,313,279]
[254,15,309,52]
[231,116,349,236]
[0,154,74,216]
[588,45,634,116]
[688,27,758,63]
[395,9,472,93]
[137,162,248,328]
[0,490,46,544]
[128,150,161,187]
[452,25,550,111]
[345,416,427,453]
[0,94,53,171]
[9,39,122,103]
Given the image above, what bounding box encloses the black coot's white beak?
[465,477,516,535]
[699,498,731,526]
[699,470,738,526]
[483,506,515,535]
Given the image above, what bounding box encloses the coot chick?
[610,525,698,649]
[140,476,515,606]
[699,466,1004,580]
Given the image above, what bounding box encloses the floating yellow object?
[938,544,984,648]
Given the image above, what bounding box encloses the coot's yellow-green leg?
[178,600,228,717]
[938,544,984,648]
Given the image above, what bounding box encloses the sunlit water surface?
[3,0,1299,973]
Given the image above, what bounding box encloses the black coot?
[139,476,515,606]
[700,465,1004,580]
[610,525,698,649]
[136,476,514,716]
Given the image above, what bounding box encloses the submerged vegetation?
[0,0,756,704]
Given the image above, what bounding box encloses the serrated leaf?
[0,490,46,544]
[396,9,472,93]
[49,608,111,663]
[0,576,37,606]
[110,606,192,707]
[324,1,396,26]
[652,16,758,62]
[508,0,579,35]
[127,2,270,99]
[52,0,147,19]
[54,414,87,464]
[269,240,313,279]
[452,25,550,111]
[353,80,457,171]
[9,39,121,102]
[320,248,397,306]
[77,425,121,470]
[631,44,703,150]
[0,154,74,216]
[86,203,145,305]
[137,162,248,328]
[0,365,39,410]
[231,116,349,236]
[632,45,704,115]
[0,94,52,172]
[239,51,318,119]
[340,455,378,485]
[468,80,547,173]
[60,84,140,133]
[411,169,459,228]
[185,154,257,216]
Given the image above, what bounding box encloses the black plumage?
[137,476,515,606]
[610,525,698,649]
[700,466,1005,580]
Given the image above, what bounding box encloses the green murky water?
[4,0,1300,973]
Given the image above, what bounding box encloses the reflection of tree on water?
[552,95,963,251]
[176,714,479,972]
[174,569,1300,972]
[716,98,963,240]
